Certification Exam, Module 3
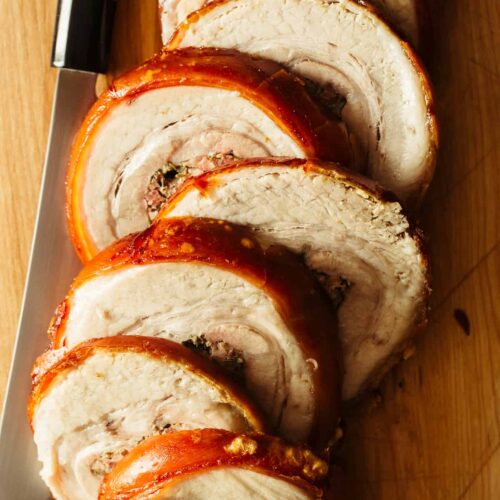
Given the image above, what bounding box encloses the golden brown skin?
[67,47,352,262]
[28,336,267,433]
[99,429,328,499]
[48,216,343,452]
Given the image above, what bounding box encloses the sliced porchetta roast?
[159,159,430,400]
[160,0,423,48]
[169,0,438,206]
[28,336,266,500]
[49,217,342,448]
[67,47,350,262]
[99,429,328,499]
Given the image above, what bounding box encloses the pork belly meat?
[160,0,423,48]
[169,0,438,205]
[28,337,265,500]
[99,429,327,499]
[160,159,429,400]
[67,47,350,262]
[49,217,342,449]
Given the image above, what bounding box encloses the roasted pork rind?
[99,429,328,499]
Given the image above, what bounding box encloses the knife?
[0,1,115,497]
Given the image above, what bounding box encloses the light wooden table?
[0,1,498,498]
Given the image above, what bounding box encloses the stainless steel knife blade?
[0,69,97,498]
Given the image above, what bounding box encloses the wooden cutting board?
[0,0,498,498]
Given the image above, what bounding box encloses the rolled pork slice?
[67,47,351,262]
[160,0,423,49]
[49,217,342,448]
[169,0,438,206]
[99,429,328,499]
[159,159,430,400]
[28,336,266,500]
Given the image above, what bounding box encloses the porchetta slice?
[49,217,342,449]
[99,429,328,499]
[168,0,438,206]
[159,159,430,400]
[67,47,350,262]
[160,0,424,49]
[28,336,266,500]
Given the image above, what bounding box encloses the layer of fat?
[33,351,253,500]
[64,262,315,441]
[82,85,303,251]
[176,0,433,203]
[166,165,427,399]
[160,0,206,43]
[159,467,313,499]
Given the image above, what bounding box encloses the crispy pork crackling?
[99,429,328,499]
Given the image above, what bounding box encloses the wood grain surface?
[0,0,498,498]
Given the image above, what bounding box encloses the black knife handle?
[52,0,116,73]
